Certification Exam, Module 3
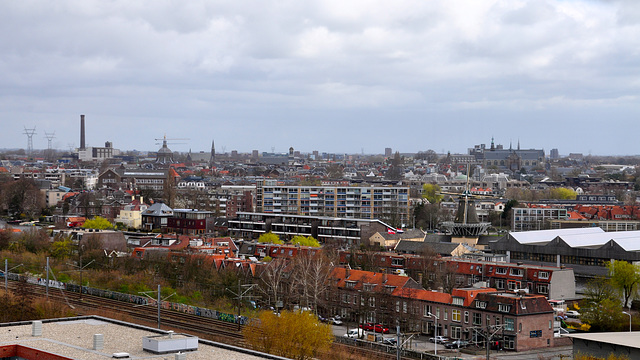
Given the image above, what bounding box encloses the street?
[331,323,572,359]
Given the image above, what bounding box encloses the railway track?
[4,280,244,344]
[5,280,416,359]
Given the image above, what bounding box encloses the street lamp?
[428,312,439,355]
[623,310,632,332]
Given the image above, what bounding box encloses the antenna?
[23,126,37,156]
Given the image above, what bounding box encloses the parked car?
[382,337,398,346]
[373,324,390,333]
[329,317,343,325]
[359,323,389,333]
[444,340,469,349]
[344,328,366,338]
[359,323,375,331]
[566,310,580,318]
[429,336,449,344]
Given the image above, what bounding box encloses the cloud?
[0,0,639,155]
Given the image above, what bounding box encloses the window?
[510,268,523,277]
[539,271,550,279]
[537,284,549,294]
[444,309,448,321]
[505,318,515,331]
[473,313,482,325]
[423,304,431,317]
[396,301,400,313]
[346,281,356,289]
[369,297,375,307]
[475,301,487,309]
[403,301,408,313]
[498,304,511,313]
[452,309,461,322]
[508,280,521,290]
[496,267,507,275]
[451,326,462,339]
[464,311,469,324]
[495,279,505,289]
[452,297,464,306]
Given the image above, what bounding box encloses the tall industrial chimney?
[80,114,86,150]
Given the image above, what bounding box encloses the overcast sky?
[2,0,640,156]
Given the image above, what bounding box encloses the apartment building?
[256,179,409,225]
[228,212,390,246]
[167,209,212,235]
[512,207,568,231]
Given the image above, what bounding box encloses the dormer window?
[498,304,511,313]
[510,268,523,277]
[475,301,487,309]
[452,297,464,306]
[345,281,356,289]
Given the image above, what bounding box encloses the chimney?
[32,321,42,337]
[80,114,86,150]
[93,334,104,350]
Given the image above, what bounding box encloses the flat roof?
[0,316,283,360]
[565,332,640,348]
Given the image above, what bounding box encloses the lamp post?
[623,311,632,332]
[428,312,439,355]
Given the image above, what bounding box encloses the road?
[330,323,572,359]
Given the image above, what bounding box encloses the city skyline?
[2,1,640,156]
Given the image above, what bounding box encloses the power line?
[23,126,37,156]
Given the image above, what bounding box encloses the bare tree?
[291,252,332,314]
[258,258,290,311]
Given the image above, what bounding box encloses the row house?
[339,251,576,300]
[326,267,555,352]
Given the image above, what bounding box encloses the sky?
[2,0,640,156]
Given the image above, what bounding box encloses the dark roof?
[474,292,553,315]
[395,239,460,256]
[424,234,452,243]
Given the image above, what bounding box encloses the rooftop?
[0,316,282,360]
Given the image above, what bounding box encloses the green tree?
[258,232,282,244]
[82,216,114,230]
[50,234,74,259]
[580,277,622,331]
[422,183,443,204]
[291,236,320,247]
[607,260,640,308]
[549,187,577,200]
[243,310,333,360]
